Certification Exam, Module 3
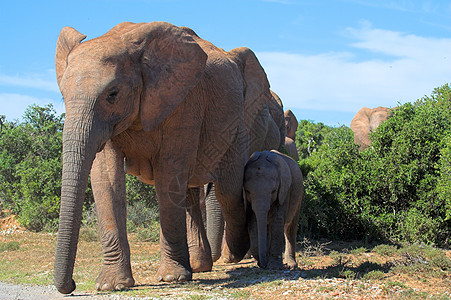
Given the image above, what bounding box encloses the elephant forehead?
[68,36,128,65]
[245,164,278,180]
[61,62,117,96]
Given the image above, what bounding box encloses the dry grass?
[1,221,450,299]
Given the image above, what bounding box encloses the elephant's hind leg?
[283,220,299,270]
[186,187,213,272]
[91,141,134,291]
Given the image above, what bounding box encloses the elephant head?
[350,106,394,150]
[284,109,298,140]
[243,151,291,268]
[53,22,207,294]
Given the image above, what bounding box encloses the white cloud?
[0,70,59,93]
[257,24,451,114]
[0,93,64,121]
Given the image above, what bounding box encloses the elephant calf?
[244,150,303,269]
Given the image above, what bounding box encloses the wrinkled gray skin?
[53,21,276,294]
[244,150,303,269]
[284,109,299,161]
[204,92,286,262]
[350,106,394,150]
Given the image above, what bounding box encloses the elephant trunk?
[204,184,224,262]
[54,99,106,294]
[255,211,268,269]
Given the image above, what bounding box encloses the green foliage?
[338,269,356,279]
[125,174,158,207]
[126,175,159,241]
[127,200,159,230]
[127,199,160,242]
[436,134,451,221]
[394,243,451,274]
[362,270,385,280]
[297,84,451,247]
[0,104,159,232]
[372,244,398,256]
[0,105,65,231]
[0,241,20,252]
[79,227,99,242]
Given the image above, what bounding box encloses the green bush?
[297,84,451,247]
[0,104,159,232]
[0,105,65,231]
[125,174,158,207]
[372,244,398,256]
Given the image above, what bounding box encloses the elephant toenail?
[115,283,125,290]
[102,283,111,290]
[164,275,175,282]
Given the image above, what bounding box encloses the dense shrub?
[0,104,158,232]
[297,84,451,247]
[0,105,66,231]
[126,174,158,207]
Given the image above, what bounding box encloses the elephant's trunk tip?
[54,278,76,294]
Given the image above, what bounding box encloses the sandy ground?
[0,281,131,300]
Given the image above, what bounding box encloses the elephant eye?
[106,90,119,104]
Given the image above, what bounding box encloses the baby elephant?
[244,150,304,270]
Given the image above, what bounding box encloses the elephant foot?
[221,240,249,263]
[190,251,213,273]
[220,244,236,263]
[266,259,284,270]
[156,262,192,282]
[243,252,252,260]
[284,258,298,270]
[95,265,135,291]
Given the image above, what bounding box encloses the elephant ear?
[369,107,390,132]
[228,47,272,128]
[350,107,372,150]
[247,151,261,164]
[55,27,87,86]
[284,109,298,140]
[268,151,291,206]
[122,22,207,132]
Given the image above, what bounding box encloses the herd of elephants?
[52,21,393,294]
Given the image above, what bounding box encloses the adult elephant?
[204,89,286,262]
[53,21,273,294]
[284,109,299,161]
[350,106,394,150]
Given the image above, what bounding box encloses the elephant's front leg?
[186,187,213,272]
[155,173,192,282]
[267,208,285,270]
[91,141,134,291]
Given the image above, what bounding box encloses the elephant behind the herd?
[53,20,296,294]
[350,106,394,150]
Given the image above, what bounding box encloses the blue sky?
[1,0,450,126]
